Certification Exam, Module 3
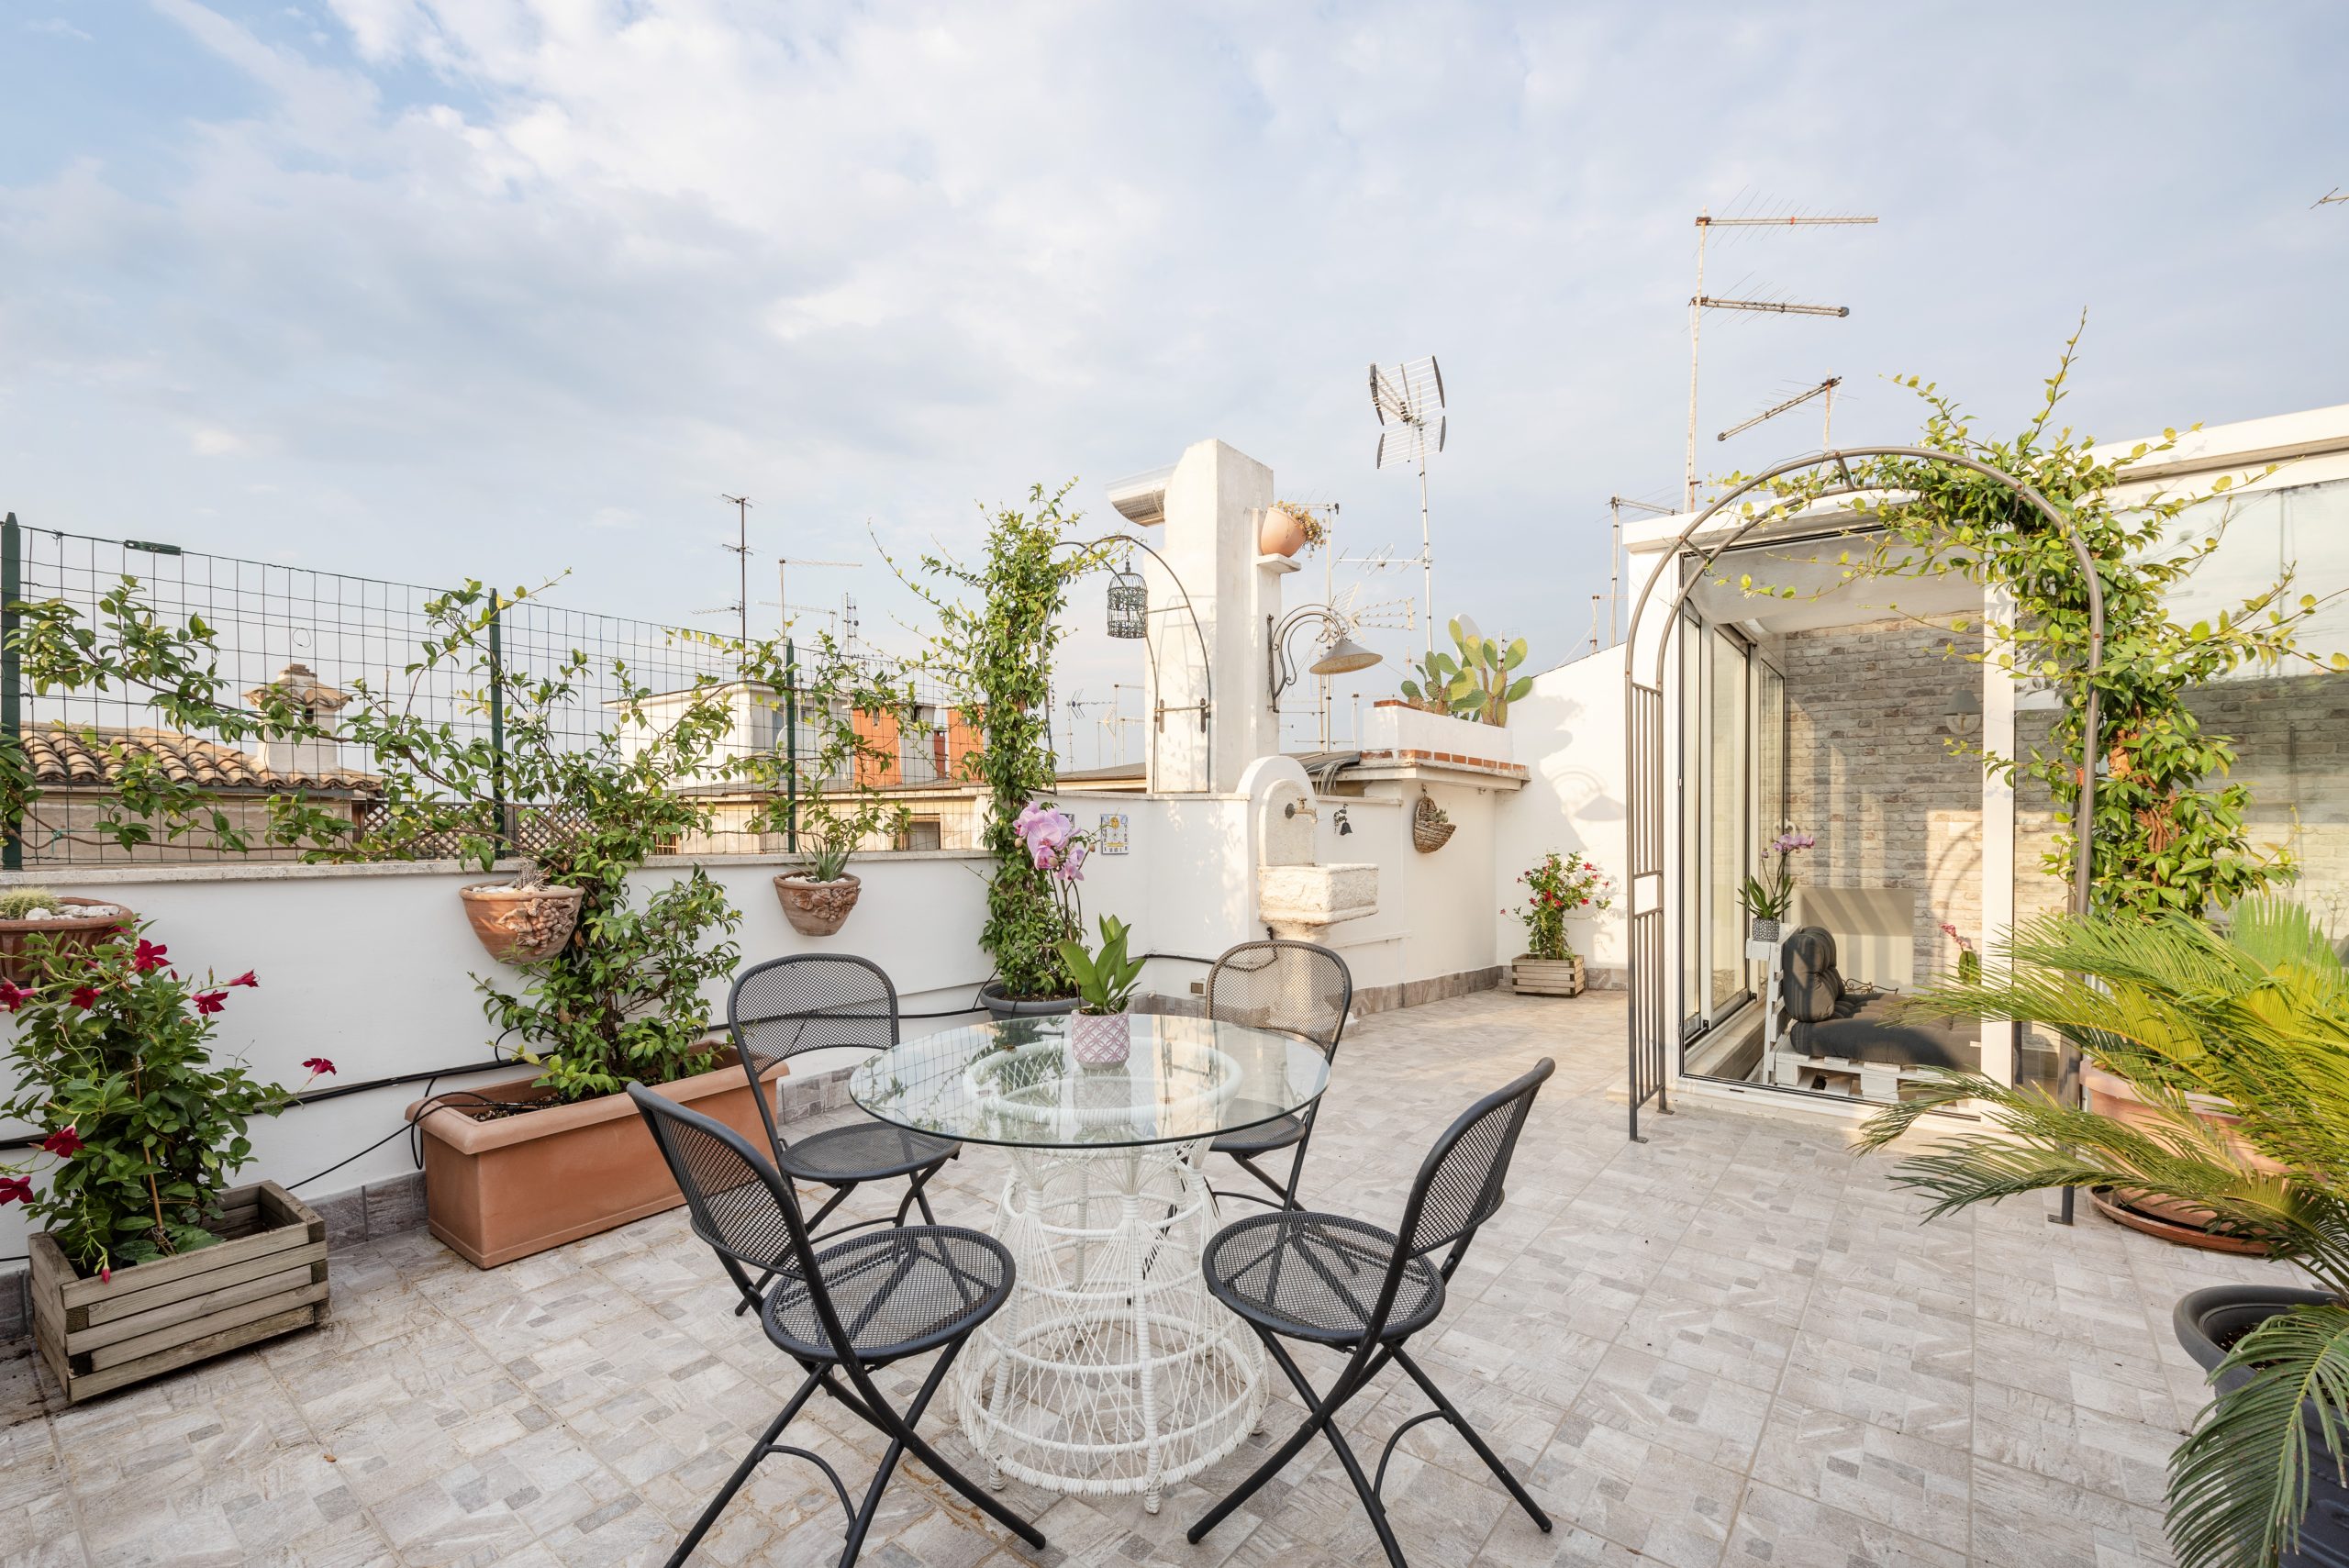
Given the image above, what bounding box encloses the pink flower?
[0,982,26,1013]
[39,1127,82,1159]
[0,1176,30,1206]
[302,1057,336,1076]
[195,990,228,1016]
[69,985,99,1010]
[131,939,169,974]
[98,1264,110,1284]
[228,971,259,989]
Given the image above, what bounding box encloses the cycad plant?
[1857,899,2349,1568]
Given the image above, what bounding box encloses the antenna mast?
[1606,495,1673,647]
[1684,209,1876,509]
[1368,356,1447,651]
[718,494,752,657]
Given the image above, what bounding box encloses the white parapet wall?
[0,851,997,1265]
[1493,642,1631,983]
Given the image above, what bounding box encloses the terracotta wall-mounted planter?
[0,897,138,984]
[30,1180,328,1404]
[774,873,862,937]
[1258,506,1309,558]
[459,882,584,964]
[407,1050,786,1269]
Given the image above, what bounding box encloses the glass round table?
[852,1012,1331,1511]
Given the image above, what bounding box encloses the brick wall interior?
[1778,616,1983,981]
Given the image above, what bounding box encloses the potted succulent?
[0,923,333,1403]
[1056,915,1145,1066]
[1506,851,1615,996]
[762,628,916,939]
[1856,900,2349,1568]
[1397,617,1533,726]
[1258,500,1326,559]
[0,888,137,984]
[1737,829,1814,944]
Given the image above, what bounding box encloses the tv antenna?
[711,494,754,661]
[2317,187,2346,207]
[1684,207,1875,508]
[1719,376,1842,445]
[1606,495,1674,646]
[774,557,862,641]
[1369,355,1445,651]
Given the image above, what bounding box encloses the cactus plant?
[1399,618,1533,726]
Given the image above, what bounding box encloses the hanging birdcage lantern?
[1106,569,1148,639]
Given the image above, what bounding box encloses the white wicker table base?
[953,1139,1266,1514]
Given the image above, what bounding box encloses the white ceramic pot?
[1068,1010,1131,1066]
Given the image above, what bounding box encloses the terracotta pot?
[459,882,584,964]
[1513,955,1586,997]
[406,1048,785,1269]
[979,983,1081,1019]
[775,873,862,937]
[1069,1011,1131,1066]
[0,897,139,984]
[2084,1062,2283,1254]
[1258,507,1309,558]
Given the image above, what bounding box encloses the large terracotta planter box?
[30,1180,328,1405]
[408,1051,788,1269]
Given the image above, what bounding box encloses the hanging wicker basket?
[1411,794,1454,854]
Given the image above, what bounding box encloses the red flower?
[0,982,26,1012]
[69,985,99,1010]
[0,1176,30,1206]
[98,1264,110,1284]
[195,991,228,1016]
[39,1126,82,1159]
[228,971,259,989]
[301,1057,336,1077]
[131,939,169,974]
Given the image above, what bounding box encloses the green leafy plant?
[1734,322,2339,919]
[1506,851,1615,962]
[1398,617,1534,726]
[1056,916,1144,1016]
[888,484,1108,999]
[741,628,915,884]
[0,925,321,1277]
[1855,901,2349,1568]
[0,889,61,919]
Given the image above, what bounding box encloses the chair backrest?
[1206,940,1353,1060]
[729,953,900,1154]
[1397,1057,1554,1260]
[628,1083,824,1317]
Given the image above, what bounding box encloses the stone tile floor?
[0,988,2299,1567]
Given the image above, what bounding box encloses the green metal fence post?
[784,636,799,852]
[488,588,508,856]
[2,514,20,873]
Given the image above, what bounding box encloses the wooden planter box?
[1512,955,1586,997]
[29,1181,328,1405]
[408,1051,787,1270]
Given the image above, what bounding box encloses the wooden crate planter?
[28,1181,328,1404]
[1512,954,1586,997]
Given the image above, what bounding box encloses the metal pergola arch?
[1620,445,2106,1153]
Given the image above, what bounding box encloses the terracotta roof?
[20,727,384,795]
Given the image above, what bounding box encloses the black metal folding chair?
[1203,940,1353,1210]
[730,954,958,1256]
[1187,1058,1557,1568]
[629,1086,1045,1568]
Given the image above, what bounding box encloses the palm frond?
[2171,1302,2349,1568]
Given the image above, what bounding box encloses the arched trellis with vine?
[1619,446,2106,1159]
[1055,533,1214,788]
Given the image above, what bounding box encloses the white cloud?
[190,427,248,457]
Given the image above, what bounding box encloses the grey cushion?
[1779,926,1844,1023]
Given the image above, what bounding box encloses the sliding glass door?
[1679,617,1787,1056]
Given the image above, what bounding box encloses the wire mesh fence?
[0,519,979,868]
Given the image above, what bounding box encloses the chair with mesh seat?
[628,1085,1045,1568]
[1187,1058,1557,1568]
[729,954,958,1263]
[1203,940,1353,1209]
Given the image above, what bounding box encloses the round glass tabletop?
[850,1013,1331,1150]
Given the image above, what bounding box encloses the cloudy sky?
[2,2,2343,762]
